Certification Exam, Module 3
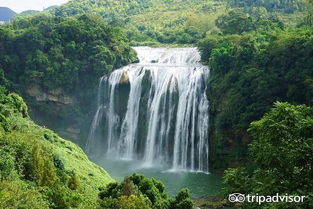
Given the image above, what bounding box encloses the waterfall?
[86,47,210,172]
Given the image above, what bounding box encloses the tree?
[0,150,15,180]
[68,171,80,190]
[173,188,193,209]
[32,143,57,187]
[223,102,313,208]
[122,176,136,197]
[99,174,193,209]
[304,0,313,26]
[215,10,255,34]
[228,0,306,13]
[118,195,152,209]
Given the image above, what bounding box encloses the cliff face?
[24,83,97,147]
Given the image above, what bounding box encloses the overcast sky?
[0,0,70,13]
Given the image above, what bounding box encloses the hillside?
[47,0,226,45]
[0,14,137,146]
[48,0,307,45]
[0,88,113,208]
[0,7,16,22]
[13,0,308,44]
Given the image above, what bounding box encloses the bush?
[223,103,313,208]
[68,171,80,190]
[99,174,193,209]
[0,150,15,180]
[173,189,193,209]
[117,195,152,209]
[0,180,49,209]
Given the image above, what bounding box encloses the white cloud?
[0,0,70,13]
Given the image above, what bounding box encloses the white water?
[86,47,210,172]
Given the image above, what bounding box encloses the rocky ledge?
[27,85,74,104]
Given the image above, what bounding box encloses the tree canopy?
[0,14,137,93]
[198,23,313,168]
[223,102,313,208]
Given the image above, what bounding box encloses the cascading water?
[86,47,210,172]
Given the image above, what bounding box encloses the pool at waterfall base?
[92,156,222,198]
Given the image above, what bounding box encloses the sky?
[0,0,70,13]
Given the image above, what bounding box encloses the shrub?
[99,174,193,209]
[0,150,15,180]
[68,171,80,190]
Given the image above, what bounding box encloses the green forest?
[0,14,137,146]
[1,0,313,208]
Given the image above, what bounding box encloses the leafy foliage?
[0,89,114,208]
[215,9,285,35]
[228,0,306,13]
[99,173,193,209]
[0,14,136,93]
[0,13,137,145]
[223,102,313,208]
[24,0,305,45]
[215,9,255,34]
[198,26,313,168]
[18,0,229,45]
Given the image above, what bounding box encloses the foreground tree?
[99,174,193,209]
[223,102,313,208]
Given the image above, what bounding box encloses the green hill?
[13,0,307,45]
[0,88,113,208]
[47,0,307,45]
[49,0,226,45]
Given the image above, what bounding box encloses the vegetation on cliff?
[0,13,136,93]
[198,1,313,169]
[196,1,313,207]
[228,0,306,13]
[0,13,137,145]
[223,102,313,208]
[0,87,113,208]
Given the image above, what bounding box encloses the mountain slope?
[0,7,16,22]
[0,89,113,208]
[48,0,307,45]
[50,0,226,44]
